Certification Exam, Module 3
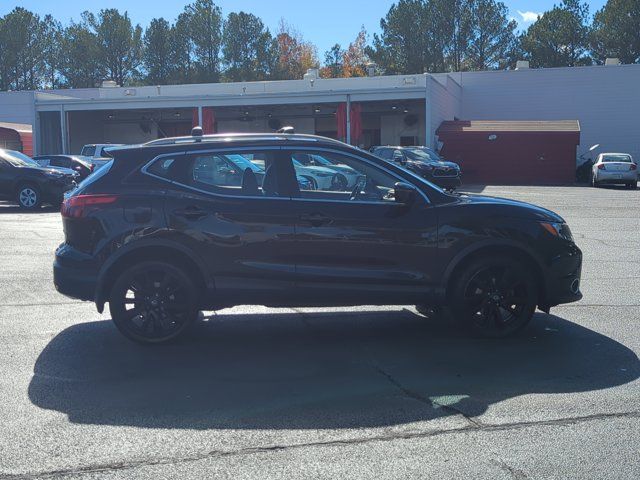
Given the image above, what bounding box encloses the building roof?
[437,120,581,134]
[0,121,32,134]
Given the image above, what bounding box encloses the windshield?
[405,148,442,162]
[0,149,40,167]
[602,154,633,163]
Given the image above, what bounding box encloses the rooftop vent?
[101,80,119,88]
[303,68,319,82]
[515,60,530,70]
[605,58,621,66]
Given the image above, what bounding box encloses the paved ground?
[0,185,639,479]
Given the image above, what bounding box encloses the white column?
[424,74,432,148]
[346,95,351,145]
[60,107,68,154]
[198,106,203,127]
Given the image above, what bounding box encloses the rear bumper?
[595,171,637,184]
[542,244,583,308]
[53,245,98,302]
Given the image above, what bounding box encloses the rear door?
[148,147,298,304]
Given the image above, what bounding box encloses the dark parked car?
[0,149,78,209]
[371,146,462,190]
[54,130,582,344]
[33,154,94,180]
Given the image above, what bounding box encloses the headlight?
[43,170,63,178]
[540,222,574,242]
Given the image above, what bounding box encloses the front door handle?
[173,206,209,220]
[300,213,332,227]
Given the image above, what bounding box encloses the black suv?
[0,149,78,209]
[371,146,462,190]
[54,131,582,344]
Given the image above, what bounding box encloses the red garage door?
[436,120,580,185]
[0,122,33,156]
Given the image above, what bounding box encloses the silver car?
[592,153,637,189]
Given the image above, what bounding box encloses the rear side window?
[74,159,113,193]
[145,150,284,197]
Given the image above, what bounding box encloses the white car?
[592,153,637,189]
[292,153,360,190]
[78,143,125,169]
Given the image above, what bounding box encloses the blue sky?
[1,0,608,55]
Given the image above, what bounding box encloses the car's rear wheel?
[109,261,199,344]
[302,176,318,190]
[450,255,537,338]
[17,184,41,209]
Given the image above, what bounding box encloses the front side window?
[287,149,405,203]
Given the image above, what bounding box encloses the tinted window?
[50,157,72,168]
[288,150,402,203]
[179,151,279,197]
[376,148,393,160]
[81,146,96,156]
[74,160,113,193]
[602,154,632,163]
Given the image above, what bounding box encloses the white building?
[0,63,638,162]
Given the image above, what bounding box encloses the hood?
[328,164,357,175]
[458,194,564,222]
[304,165,337,175]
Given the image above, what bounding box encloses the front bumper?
[429,175,462,189]
[542,244,583,308]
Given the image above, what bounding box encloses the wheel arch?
[443,242,547,308]
[95,240,213,313]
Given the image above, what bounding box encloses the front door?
[149,148,297,305]
[283,148,439,306]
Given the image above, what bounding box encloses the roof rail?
[143,132,345,147]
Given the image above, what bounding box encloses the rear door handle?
[173,206,209,220]
[300,213,332,227]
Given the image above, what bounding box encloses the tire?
[627,182,637,190]
[302,176,317,190]
[109,261,199,344]
[449,255,538,338]
[330,173,348,191]
[16,184,42,209]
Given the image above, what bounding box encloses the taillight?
[90,164,95,172]
[61,194,118,218]
[631,163,637,171]
[597,164,605,170]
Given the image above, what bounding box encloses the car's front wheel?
[17,184,41,209]
[449,255,537,338]
[109,261,199,344]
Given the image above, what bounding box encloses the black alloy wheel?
[331,173,349,191]
[451,256,537,338]
[109,261,199,344]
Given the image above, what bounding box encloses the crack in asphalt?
[3,410,639,479]
[372,364,485,428]
[491,460,530,479]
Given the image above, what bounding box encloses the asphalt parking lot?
[0,185,639,479]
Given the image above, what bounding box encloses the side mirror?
[394,182,417,204]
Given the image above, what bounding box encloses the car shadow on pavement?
[28,309,639,430]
